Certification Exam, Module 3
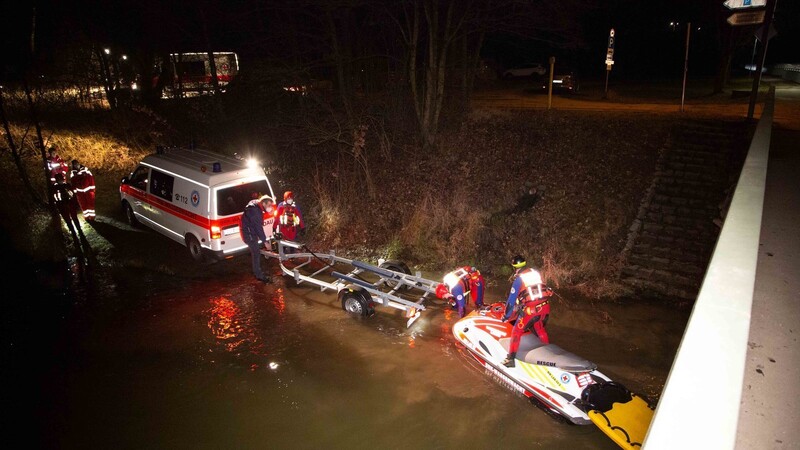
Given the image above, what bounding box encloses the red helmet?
[284,191,294,201]
[435,283,449,299]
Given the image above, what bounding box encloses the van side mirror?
[121,176,130,185]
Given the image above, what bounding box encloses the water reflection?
[27,259,687,449]
[207,295,241,343]
[273,287,286,314]
[206,285,288,369]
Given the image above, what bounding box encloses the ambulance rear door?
[213,178,275,255]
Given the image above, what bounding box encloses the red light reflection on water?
[208,296,239,342]
[273,288,286,314]
[207,288,287,370]
[207,295,268,360]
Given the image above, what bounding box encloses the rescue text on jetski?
[452,301,654,448]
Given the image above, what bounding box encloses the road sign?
[727,9,765,26]
[724,0,766,9]
[605,28,615,66]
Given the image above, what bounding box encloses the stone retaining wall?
[620,119,751,301]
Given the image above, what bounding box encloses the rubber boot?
[502,352,516,368]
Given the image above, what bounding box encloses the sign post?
[604,28,615,99]
[681,22,691,112]
[747,0,777,119]
[547,56,555,110]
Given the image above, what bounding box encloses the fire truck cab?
[120,147,276,261]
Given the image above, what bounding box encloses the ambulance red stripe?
[120,185,244,231]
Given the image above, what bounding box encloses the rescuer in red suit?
[47,146,69,185]
[501,255,552,368]
[274,191,305,242]
[69,159,96,221]
[52,173,85,244]
[435,266,485,318]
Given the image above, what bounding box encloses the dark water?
[6,221,689,450]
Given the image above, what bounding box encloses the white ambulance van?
[120,147,276,261]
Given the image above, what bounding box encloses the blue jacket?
[241,199,267,244]
[502,272,526,321]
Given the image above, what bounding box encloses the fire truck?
[154,52,239,98]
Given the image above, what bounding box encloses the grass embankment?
[1,93,678,300]
[310,109,674,298]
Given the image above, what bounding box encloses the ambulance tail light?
[211,224,222,240]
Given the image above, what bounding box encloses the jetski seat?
[499,334,597,371]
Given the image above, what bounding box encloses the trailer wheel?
[339,286,374,317]
[379,260,411,290]
[185,235,205,262]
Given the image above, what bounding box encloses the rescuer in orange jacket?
[501,255,552,368]
[69,159,96,221]
[435,266,485,318]
[274,191,305,241]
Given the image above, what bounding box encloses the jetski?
[452,302,654,447]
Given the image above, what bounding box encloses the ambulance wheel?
[379,260,411,290]
[185,235,205,262]
[123,201,138,227]
[339,286,374,317]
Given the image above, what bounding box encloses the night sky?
[1,0,797,84]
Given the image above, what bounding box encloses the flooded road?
[8,225,689,449]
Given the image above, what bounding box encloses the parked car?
[502,63,547,79]
[541,71,580,94]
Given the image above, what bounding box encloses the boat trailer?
[261,238,441,327]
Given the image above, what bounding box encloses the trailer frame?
[261,238,441,327]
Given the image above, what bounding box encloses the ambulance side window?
[129,166,149,191]
[149,170,174,202]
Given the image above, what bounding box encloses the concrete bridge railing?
[642,87,775,449]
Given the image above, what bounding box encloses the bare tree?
[391,1,441,149]
[0,6,61,220]
[23,7,55,209]
[386,0,590,149]
[0,90,42,204]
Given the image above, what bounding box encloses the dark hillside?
[2,96,678,299]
